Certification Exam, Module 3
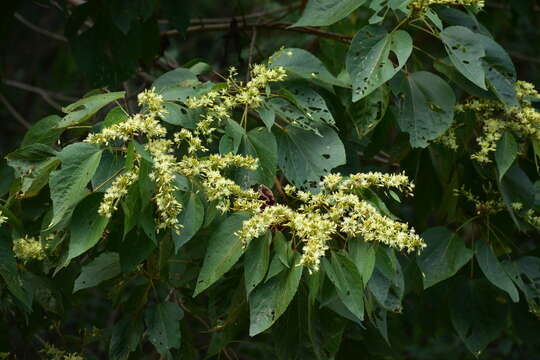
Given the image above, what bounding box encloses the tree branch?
[14,13,67,42]
[163,21,352,44]
[2,79,77,110]
[0,93,32,129]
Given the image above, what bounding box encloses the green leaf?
[58,91,125,128]
[268,48,346,88]
[152,68,198,91]
[269,85,335,135]
[348,84,389,138]
[73,252,121,292]
[244,232,271,297]
[495,132,518,181]
[367,247,404,312]
[145,302,184,357]
[5,144,59,198]
[323,252,364,321]
[348,240,376,284]
[235,127,278,188]
[91,151,125,192]
[161,102,196,127]
[417,227,473,289]
[394,71,456,148]
[275,124,346,188]
[64,195,109,268]
[292,0,366,27]
[346,26,412,102]
[109,317,144,360]
[257,102,275,130]
[475,240,519,302]
[194,213,251,296]
[249,252,303,336]
[477,34,518,106]
[450,280,505,356]
[441,26,487,90]
[0,230,31,311]
[48,142,103,229]
[21,115,63,147]
[172,192,204,252]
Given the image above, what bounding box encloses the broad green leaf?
[6,144,59,198]
[417,227,473,289]
[348,240,376,284]
[292,0,367,27]
[244,232,271,297]
[275,124,346,188]
[161,102,196,128]
[172,192,204,252]
[59,91,125,128]
[367,247,404,312]
[249,252,303,336]
[0,230,31,311]
[145,302,183,357]
[368,0,411,24]
[323,252,364,321]
[109,317,144,360]
[269,85,335,135]
[394,71,456,148]
[348,84,389,138]
[441,26,487,90]
[73,252,121,292]
[194,213,251,296]
[273,231,294,268]
[21,115,63,147]
[346,26,412,101]
[235,127,278,188]
[510,257,540,315]
[48,142,103,229]
[64,195,109,268]
[100,106,129,129]
[257,102,275,130]
[495,132,518,181]
[269,48,346,88]
[450,280,505,356]
[433,57,493,99]
[477,34,518,106]
[152,68,198,91]
[91,151,125,192]
[475,241,519,302]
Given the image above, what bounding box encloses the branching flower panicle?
[13,235,47,262]
[237,172,424,273]
[408,0,485,9]
[99,165,140,218]
[0,210,6,226]
[451,81,540,163]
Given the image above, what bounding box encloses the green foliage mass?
[2,1,540,359]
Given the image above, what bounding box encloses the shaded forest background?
[1,0,539,155]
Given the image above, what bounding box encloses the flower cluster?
[452,81,540,163]
[12,235,47,262]
[237,172,424,273]
[40,343,84,360]
[0,210,6,226]
[454,186,505,216]
[408,0,485,9]
[99,166,139,218]
[85,65,283,234]
[512,202,540,229]
[186,64,286,135]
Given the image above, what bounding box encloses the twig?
[14,13,67,42]
[163,21,352,44]
[159,3,302,26]
[0,93,32,129]
[3,79,77,110]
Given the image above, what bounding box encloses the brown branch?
[14,13,67,42]
[0,93,32,129]
[159,3,302,26]
[163,21,352,44]
[2,79,77,111]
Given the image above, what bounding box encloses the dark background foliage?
[2,1,540,359]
